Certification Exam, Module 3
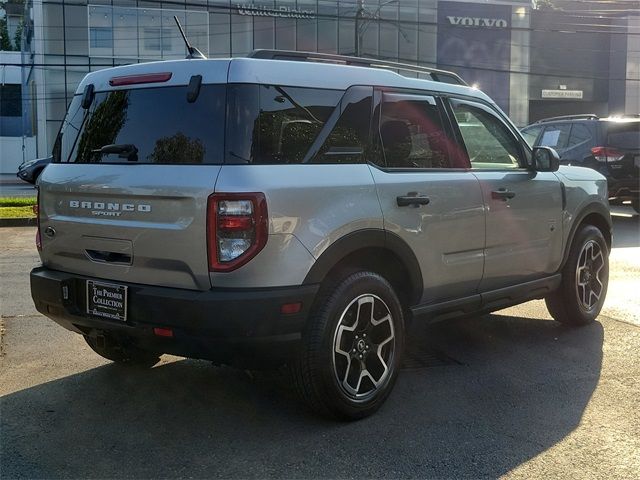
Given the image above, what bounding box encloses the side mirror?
[532,146,560,172]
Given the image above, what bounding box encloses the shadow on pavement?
[1,314,603,478]
[611,213,639,249]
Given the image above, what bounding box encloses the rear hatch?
[38,60,228,290]
[603,120,640,181]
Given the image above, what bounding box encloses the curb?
[0,218,37,227]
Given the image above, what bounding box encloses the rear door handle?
[491,188,516,201]
[397,193,430,207]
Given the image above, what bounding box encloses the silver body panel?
[471,170,564,291]
[210,164,383,287]
[556,165,609,252]
[369,167,485,304]
[39,165,220,290]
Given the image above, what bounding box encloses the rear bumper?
[30,266,319,367]
[607,177,639,200]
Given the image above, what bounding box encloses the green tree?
[75,91,129,163]
[13,19,23,50]
[0,18,13,51]
[147,132,205,164]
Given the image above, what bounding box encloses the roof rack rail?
[535,114,599,123]
[247,49,467,86]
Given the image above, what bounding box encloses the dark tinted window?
[310,86,372,164]
[379,93,452,168]
[606,122,640,149]
[226,84,342,164]
[568,124,592,147]
[60,85,226,164]
[539,124,571,150]
[452,100,521,169]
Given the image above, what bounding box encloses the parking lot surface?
[1,209,638,479]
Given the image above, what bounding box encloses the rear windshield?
[606,122,640,150]
[56,85,226,164]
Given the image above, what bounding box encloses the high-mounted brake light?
[109,72,172,87]
[207,193,268,272]
[591,146,624,163]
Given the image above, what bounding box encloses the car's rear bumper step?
[30,266,319,367]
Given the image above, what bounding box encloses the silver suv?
[31,51,611,420]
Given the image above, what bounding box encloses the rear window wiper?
[91,144,139,162]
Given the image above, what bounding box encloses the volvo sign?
[447,16,509,28]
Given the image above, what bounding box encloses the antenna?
[173,16,207,60]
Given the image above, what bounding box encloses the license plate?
[86,281,128,321]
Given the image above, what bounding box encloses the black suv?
[522,114,640,212]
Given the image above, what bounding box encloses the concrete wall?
[0,136,37,174]
[0,51,37,173]
[625,15,640,115]
[528,10,613,122]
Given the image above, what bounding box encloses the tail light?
[591,146,624,163]
[35,189,41,251]
[207,193,268,272]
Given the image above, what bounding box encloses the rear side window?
[568,124,592,148]
[58,85,226,164]
[226,85,342,164]
[379,93,453,169]
[606,122,640,149]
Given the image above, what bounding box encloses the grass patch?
[0,206,36,219]
[0,197,37,208]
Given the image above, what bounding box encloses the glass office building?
[19,0,638,158]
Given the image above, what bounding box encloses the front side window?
[539,124,571,150]
[378,93,453,169]
[521,125,543,147]
[451,100,522,169]
[58,84,226,164]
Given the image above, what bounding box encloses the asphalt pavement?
[0,175,37,198]
[0,210,638,479]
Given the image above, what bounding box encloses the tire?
[84,335,160,367]
[545,225,609,326]
[291,271,405,420]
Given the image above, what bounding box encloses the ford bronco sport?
[31,50,611,420]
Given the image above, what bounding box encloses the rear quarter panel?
[211,164,383,288]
